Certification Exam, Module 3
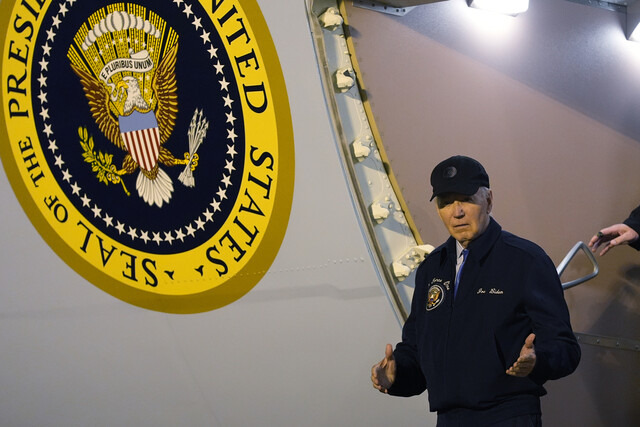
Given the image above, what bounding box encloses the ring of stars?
[38,0,243,247]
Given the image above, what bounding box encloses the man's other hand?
[506,333,536,377]
[371,344,396,393]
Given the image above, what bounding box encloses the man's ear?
[486,189,493,214]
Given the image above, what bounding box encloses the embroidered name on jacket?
[477,288,505,295]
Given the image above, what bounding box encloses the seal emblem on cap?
[444,166,457,178]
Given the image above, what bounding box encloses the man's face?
[436,188,493,248]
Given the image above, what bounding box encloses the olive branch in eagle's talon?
[78,126,131,196]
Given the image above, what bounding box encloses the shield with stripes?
[119,110,161,172]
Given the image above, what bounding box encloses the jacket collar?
[442,217,502,264]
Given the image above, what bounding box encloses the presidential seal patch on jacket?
[426,284,444,311]
[0,0,294,313]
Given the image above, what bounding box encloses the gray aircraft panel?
[0,0,430,426]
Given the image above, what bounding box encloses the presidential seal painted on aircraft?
[0,0,294,313]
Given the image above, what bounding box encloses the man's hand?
[506,333,536,377]
[588,224,639,256]
[371,344,396,393]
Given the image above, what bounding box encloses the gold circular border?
[0,0,295,313]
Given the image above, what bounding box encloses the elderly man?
[371,155,580,426]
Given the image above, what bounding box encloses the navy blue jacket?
[388,218,580,423]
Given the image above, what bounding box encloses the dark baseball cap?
[430,155,490,201]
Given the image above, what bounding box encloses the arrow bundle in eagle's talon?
[179,108,209,187]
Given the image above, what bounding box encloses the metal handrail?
[557,241,599,290]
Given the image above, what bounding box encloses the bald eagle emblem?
[68,9,207,208]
